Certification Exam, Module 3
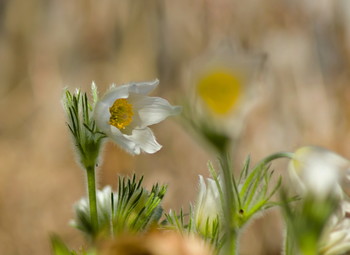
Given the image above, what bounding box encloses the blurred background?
[1,0,350,254]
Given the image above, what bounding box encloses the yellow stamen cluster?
[109,98,134,130]
[197,68,242,115]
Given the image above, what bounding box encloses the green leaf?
[51,235,75,255]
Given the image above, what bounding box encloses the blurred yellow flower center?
[197,69,242,115]
[109,98,134,130]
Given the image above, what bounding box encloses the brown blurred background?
[1,0,350,254]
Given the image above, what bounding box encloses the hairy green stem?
[256,152,294,170]
[86,165,98,236]
[283,223,297,255]
[219,151,294,254]
[220,151,238,255]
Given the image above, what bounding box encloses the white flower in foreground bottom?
[288,146,350,199]
[194,175,222,235]
[320,201,350,255]
[72,186,116,233]
[93,79,181,154]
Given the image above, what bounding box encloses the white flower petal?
[204,178,221,217]
[320,200,350,255]
[94,101,112,132]
[130,94,182,128]
[195,176,207,219]
[323,231,347,251]
[101,84,130,105]
[324,242,350,255]
[97,186,113,207]
[127,79,159,95]
[289,146,350,199]
[124,128,162,154]
[198,176,206,201]
[194,175,222,235]
[109,126,139,154]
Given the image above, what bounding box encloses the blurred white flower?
[72,186,116,232]
[196,67,244,115]
[93,79,181,154]
[320,201,350,255]
[288,146,350,199]
[184,45,262,152]
[194,175,222,235]
[190,44,258,116]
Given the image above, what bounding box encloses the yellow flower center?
[197,68,243,115]
[109,98,134,130]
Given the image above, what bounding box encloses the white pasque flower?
[72,186,116,231]
[194,175,222,235]
[319,201,350,255]
[288,146,350,199]
[93,79,181,154]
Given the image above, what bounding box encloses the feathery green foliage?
[72,175,167,239]
[63,87,105,169]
